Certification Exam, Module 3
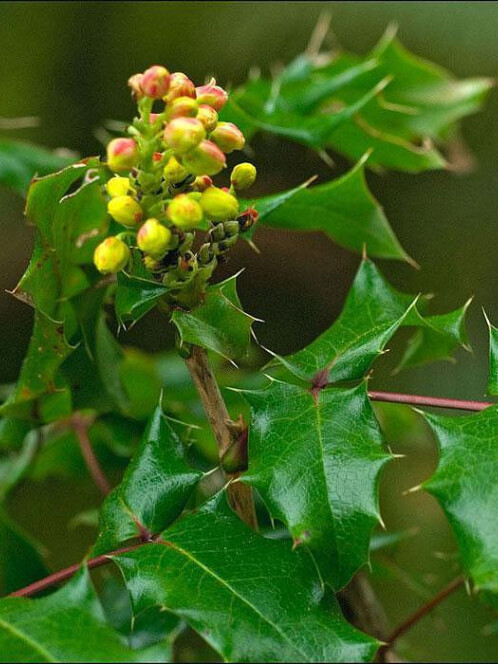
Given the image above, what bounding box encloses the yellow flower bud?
[107,195,143,227]
[167,194,203,229]
[230,163,257,191]
[210,122,245,153]
[163,157,189,185]
[200,187,239,222]
[93,237,130,274]
[106,138,138,173]
[167,96,198,120]
[181,140,226,176]
[192,175,213,192]
[137,218,172,258]
[163,117,205,154]
[197,104,218,132]
[106,176,131,198]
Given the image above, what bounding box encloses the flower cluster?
[93,65,258,303]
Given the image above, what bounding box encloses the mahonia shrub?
[1,27,498,663]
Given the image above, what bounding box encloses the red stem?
[72,416,112,496]
[8,543,144,598]
[368,390,493,412]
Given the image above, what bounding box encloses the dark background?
[2,2,498,661]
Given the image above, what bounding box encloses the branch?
[8,543,144,598]
[71,414,111,496]
[380,575,465,656]
[368,391,493,412]
[184,345,258,530]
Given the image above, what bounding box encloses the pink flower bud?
[163,72,196,104]
[167,96,198,120]
[149,113,160,124]
[210,122,245,153]
[106,138,138,173]
[163,117,206,154]
[128,73,144,100]
[192,175,213,192]
[140,65,170,99]
[181,140,226,176]
[196,104,218,132]
[195,79,228,111]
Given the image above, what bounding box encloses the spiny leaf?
[247,153,413,262]
[422,406,498,600]
[112,491,379,663]
[0,139,76,196]
[242,380,391,589]
[94,403,202,555]
[268,259,470,384]
[0,568,165,662]
[172,274,257,362]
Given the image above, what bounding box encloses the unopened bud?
[237,206,259,232]
[181,140,226,176]
[144,255,162,272]
[195,79,228,111]
[167,96,198,120]
[128,73,144,100]
[192,175,213,192]
[167,194,203,229]
[107,138,138,173]
[141,65,170,99]
[163,156,188,185]
[196,104,218,132]
[163,117,205,153]
[106,176,131,198]
[201,186,239,221]
[107,195,143,227]
[163,72,196,104]
[94,237,130,274]
[137,218,172,258]
[231,162,257,191]
[210,122,245,153]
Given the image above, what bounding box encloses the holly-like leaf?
[0,139,76,196]
[268,259,469,384]
[94,403,202,554]
[248,153,413,262]
[0,568,165,662]
[486,314,498,395]
[112,491,379,663]
[171,274,257,362]
[422,406,498,599]
[222,29,492,172]
[241,380,391,589]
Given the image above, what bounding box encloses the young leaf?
[171,274,257,362]
[268,259,470,384]
[247,153,413,262]
[486,314,498,395]
[0,568,162,662]
[94,403,202,554]
[112,491,379,663]
[242,380,391,589]
[422,406,498,599]
[0,139,76,196]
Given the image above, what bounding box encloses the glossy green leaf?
[486,315,498,395]
[0,568,164,662]
[268,259,469,384]
[249,153,413,262]
[242,380,391,588]
[0,139,76,196]
[172,274,257,362]
[422,406,498,598]
[94,403,202,554]
[112,491,379,663]
[223,29,492,172]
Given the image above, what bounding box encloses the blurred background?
[1,2,498,661]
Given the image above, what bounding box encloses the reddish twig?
[71,414,112,496]
[368,391,493,412]
[8,543,145,598]
[382,575,465,650]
